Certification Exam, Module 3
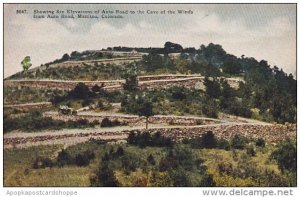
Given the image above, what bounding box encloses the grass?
[3,141,285,187]
[3,142,167,187]
[4,86,65,105]
[4,144,93,187]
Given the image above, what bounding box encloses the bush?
[147,154,156,165]
[169,168,190,186]
[199,174,216,187]
[127,131,173,148]
[57,149,73,167]
[32,157,53,169]
[255,138,265,147]
[90,162,119,187]
[69,83,90,99]
[270,139,296,172]
[231,134,247,149]
[217,161,233,175]
[246,146,256,157]
[201,131,217,148]
[115,147,124,157]
[184,131,228,149]
[217,138,231,150]
[100,118,124,127]
[74,150,95,166]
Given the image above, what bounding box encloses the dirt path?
[4,102,52,108]
[4,121,284,149]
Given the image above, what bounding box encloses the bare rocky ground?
[4,111,295,149]
[4,74,243,91]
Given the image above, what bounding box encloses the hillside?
[4,42,296,187]
[5,42,296,124]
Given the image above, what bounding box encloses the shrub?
[217,161,233,175]
[32,157,53,169]
[159,156,178,172]
[69,83,90,99]
[121,154,140,172]
[115,147,124,157]
[184,131,223,149]
[255,138,265,147]
[231,134,247,149]
[201,131,217,148]
[147,154,156,165]
[56,149,73,167]
[270,139,296,172]
[217,138,231,150]
[169,168,190,187]
[74,150,95,166]
[246,146,256,157]
[90,162,119,186]
[100,118,124,127]
[199,174,216,187]
[127,131,173,148]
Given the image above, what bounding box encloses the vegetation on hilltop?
[5,42,297,124]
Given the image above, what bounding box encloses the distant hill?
[6,42,296,123]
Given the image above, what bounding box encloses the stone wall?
[4,102,52,111]
[4,80,124,91]
[43,112,222,126]
[4,122,295,148]
[5,76,243,91]
[141,123,295,143]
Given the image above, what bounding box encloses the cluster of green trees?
[121,86,218,118]
[90,144,214,187]
[25,130,296,187]
[32,149,95,169]
[127,131,173,148]
[89,131,297,187]
[108,42,192,54]
[183,131,262,153]
[51,83,122,109]
[204,77,252,118]
[195,44,296,123]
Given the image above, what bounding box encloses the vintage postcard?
[2,3,297,191]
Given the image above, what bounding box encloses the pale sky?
[4,4,296,78]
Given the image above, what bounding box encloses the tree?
[90,162,119,186]
[271,139,296,173]
[62,53,70,61]
[21,56,32,71]
[204,77,221,99]
[201,131,217,148]
[137,101,154,129]
[164,41,183,53]
[123,74,138,91]
[222,60,242,75]
[69,83,90,99]
[56,149,72,167]
[116,146,124,157]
